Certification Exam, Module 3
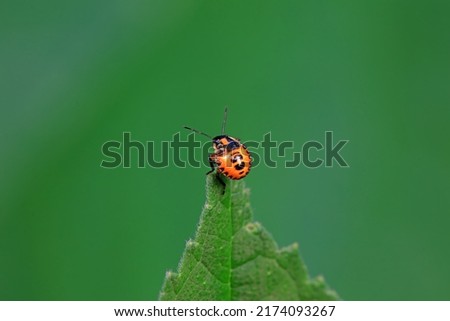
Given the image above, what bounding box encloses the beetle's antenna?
[183,126,212,139]
[221,106,228,135]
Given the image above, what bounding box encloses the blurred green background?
[1,0,449,300]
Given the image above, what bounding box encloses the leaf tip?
[205,174,227,197]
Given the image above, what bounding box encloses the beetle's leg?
[207,155,226,193]
[206,155,216,175]
[215,173,226,188]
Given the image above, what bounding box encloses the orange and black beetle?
[184,107,252,185]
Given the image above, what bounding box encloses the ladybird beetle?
[184,107,252,185]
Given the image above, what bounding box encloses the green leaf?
[159,175,339,300]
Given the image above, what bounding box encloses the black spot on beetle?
[226,141,239,151]
[234,163,245,171]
